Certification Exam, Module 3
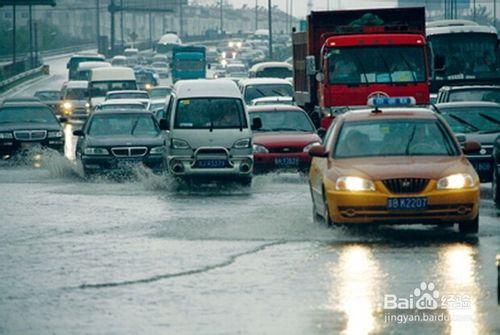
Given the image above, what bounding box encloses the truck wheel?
[458,215,479,235]
[493,167,500,208]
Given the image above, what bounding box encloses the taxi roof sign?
[368,96,416,108]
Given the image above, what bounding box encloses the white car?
[104,90,150,109]
[249,61,293,79]
[94,100,147,112]
[151,62,169,78]
[238,78,294,105]
[250,96,295,106]
[164,79,262,185]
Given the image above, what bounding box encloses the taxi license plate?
[196,159,227,168]
[387,197,428,211]
[274,157,299,167]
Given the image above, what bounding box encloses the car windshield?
[254,99,294,106]
[34,91,61,101]
[150,88,171,98]
[244,84,293,104]
[88,114,159,136]
[428,32,499,80]
[100,104,145,111]
[448,89,500,103]
[255,67,292,79]
[107,92,148,100]
[135,73,154,82]
[328,46,426,85]
[334,119,459,158]
[90,81,137,97]
[149,103,164,111]
[0,107,57,124]
[174,98,247,129]
[65,88,88,100]
[174,59,204,71]
[250,110,314,132]
[439,106,500,134]
[152,62,168,68]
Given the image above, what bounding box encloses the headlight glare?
[303,141,321,152]
[0,132,13,139]
[233,138,251,149]
[437,173,475,189]
[63,102,72,110]
[336,176,375,192]
[171,138,190,149]
[252,144,269,154]
[84,147,109,155]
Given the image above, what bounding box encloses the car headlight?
[47,130,63,138]
[236,42,242,48]
[145,84,152,90]
[303,141,321,152]
[437,173,475,190]
[171,138,190,149]
[85,102,91,109]
[233,138,251,149]
[84,147,109,155]
[252,144,269,154]
[0,132,13,139]
[336,176,375,192]
[62,102,72,110]
[228,42,234,48]
[149,146,165,154]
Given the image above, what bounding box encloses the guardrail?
[0,65,48,94]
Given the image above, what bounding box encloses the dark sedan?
[74,110,168,175]
[34,90,62,114]
[0,102,65,157]
[436,102,500,182]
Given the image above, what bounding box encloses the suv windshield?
[448,89,500,103]
[88,114,159,136]
[65,88,88,100]
[244,84,293,104]
[334,119,459,158]
[327,46,426,85]
[439,105,500,134]
[174,98,247,129]
[0,107,57,124]
[250,110,314,132]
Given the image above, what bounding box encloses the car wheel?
[310,183,322,222]
[322,187,334,227]
[458,215,479,235]
[492,167,500,208]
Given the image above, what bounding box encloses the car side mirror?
[317,127,326,139]
[251,117,262,130]
[308,145,329,157]
[73,129,84,136]
[58,116,68,123]
[315,72,325,82]
[462,141,481,154]
[159,118,169,131]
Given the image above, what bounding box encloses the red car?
[248,105,322,173]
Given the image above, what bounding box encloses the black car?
[492,135,500,207]
[34,90,62,113]
[0,102,65,157]
[436,102,500,182]
[74,110,168,175]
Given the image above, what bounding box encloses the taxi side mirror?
[462,141,481,154]
[159,118,169,131]
[309,145,328,157]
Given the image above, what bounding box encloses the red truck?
[292,7,431,128]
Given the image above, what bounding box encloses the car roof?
[239,78,292,86]
[65,80,89,88]
[174,79,241,98]
[106,90,148,95]
[249,62,293,72]
[247,105,305,113]
[252,96,293,102]
[340,107,437,121]
[101,100,146,105]
[0,101,52,108]
[436,101,500,108]
[441,85,500,91]
[93,109,151,115]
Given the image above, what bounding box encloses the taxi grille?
[111,147,147,157]
[382,178,429,194]
[14,130,47,141]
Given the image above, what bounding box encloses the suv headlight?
[62,102,72,110]
[303,141,321,152]
[437,173,475,190]
[0,132,13,139]
[336,176,375,192]
[150,146,165,154]
[252,144,269,153]
[233,138,251,149]
[171,138,190,149]
[48,130,63,138]
[84,147,109,155]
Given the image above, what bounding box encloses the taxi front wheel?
[458,215,479,235]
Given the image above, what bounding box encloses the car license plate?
[196,159,227,168]
[471,161,491,172]
[274,157,299,167]
[387,197,428,211]
[116,158,142,167]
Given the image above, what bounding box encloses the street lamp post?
[96,0,100,51]
[255,0,258,31]
[29,5,33,68]
[12,5,16,65]
[220,0,223,35]
[268,0,272,60]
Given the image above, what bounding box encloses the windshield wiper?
[271,90,284,97]
[405,125,417,155]
[376,51,393,84]
[130,119,140,135]
[447,114,480,132]
[478,113,500,126]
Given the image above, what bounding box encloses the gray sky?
[196,0,398,18]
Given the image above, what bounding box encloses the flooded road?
[0,55,499,335]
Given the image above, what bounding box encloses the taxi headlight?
[303,141,321,152]
[437,173,475,190]
[84,147,109,155]
[171,138,190,149]
[0,132,13,139]
[252,144,269,154]
[149,146,165,154]
[233,138,251,149]
[62,102,72,110]
[336,176,375,192]
[47,130,63,138]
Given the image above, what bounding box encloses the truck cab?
[172,45,207,83]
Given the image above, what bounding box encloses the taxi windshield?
[439,105,500,134]
[334,119,459,158]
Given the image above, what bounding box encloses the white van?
[60,80,90,119]
[163,79,261,185]
[76,61,111,81]
[88,67,137,107]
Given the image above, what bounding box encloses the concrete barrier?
[0,65,47,94]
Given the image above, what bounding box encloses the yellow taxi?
[308,97,481,234]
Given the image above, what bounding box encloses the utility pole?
[268,0,273,60]
[494,0,497,29]
[120,0,124,49]
[96,0,100,51]
[149,12,153,48]
[29,5,33,68]
[110,0,115,53]
[220,0,223,35]
[34,21,38,66]
[255,0,258,31]
[473,0,476,22]
[179,0,183,37]
[12,5,16,65]
[290,0,293,32]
